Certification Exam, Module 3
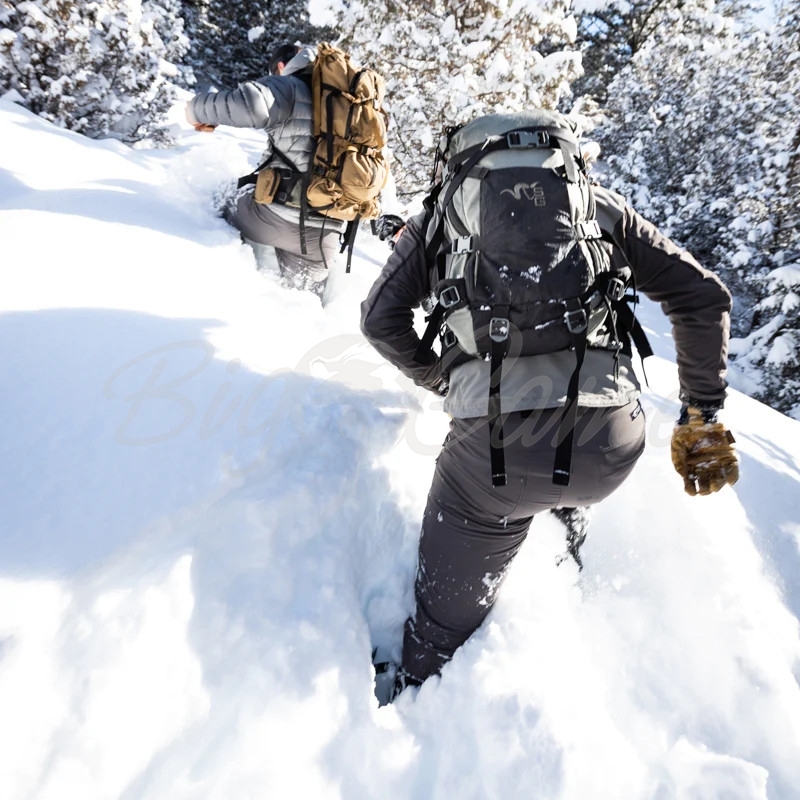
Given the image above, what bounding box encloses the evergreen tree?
[594,0,769,334]
[321,0,583,197]
[729,266,800,419]
[726,2,800,417]
[180,0,333,89]
[572,0,758,102]
[0,0,185,144]
[574,0,685,103]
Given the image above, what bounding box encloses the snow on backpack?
[239,43,389,271]
[415,110,651,487]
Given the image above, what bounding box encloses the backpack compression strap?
[487,310,511,487]
[552,296,591,486]
[551,271,652,486]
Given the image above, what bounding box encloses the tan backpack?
[307,42,390,223]
[238,43,390,270]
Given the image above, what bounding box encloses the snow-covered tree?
[0,0,185,144]
[593,0,770,333]
[315,0,584,197]
[577,0,799,417]
[572,0,756,102]
[726,2,800,415]
[181,0,333,88]
[146,0,193,88]
[729,266,800,419]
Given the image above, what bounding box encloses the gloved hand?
[372,214,406,248]
[670,405,739,496]
[193,123,217,133]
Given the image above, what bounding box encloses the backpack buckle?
[439,285,461,308]
[564,309,588,334]
[442,329,457,348]
[607,277,626,302]
[507,130,550,149]
[451,236,476,253]
[489,317,510,342]
[575,220,602,240]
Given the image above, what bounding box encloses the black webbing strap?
[414,276,469,361]
[553,316,589,486]
[415,304,445,362]
[414,141,505,364]
[488,308,510,487]
[299,167,311,255]
[341,217,360,272]
[424,139,501,265]
[324,87,337,164]
[614,300,653,359]
[238,144,300,188]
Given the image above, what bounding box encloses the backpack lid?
[441,110,580,161]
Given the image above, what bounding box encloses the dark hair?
[268,43,300,76]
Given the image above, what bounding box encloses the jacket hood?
[282,45,316,77]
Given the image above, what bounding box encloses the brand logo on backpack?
[500,181,546,206]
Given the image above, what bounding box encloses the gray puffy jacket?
[188,47,317,213]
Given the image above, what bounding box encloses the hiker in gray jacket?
[185,43,344,302]
[361,171,739,701]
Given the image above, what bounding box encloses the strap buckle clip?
[439,286,461,309]
[451,235,476,254]
[607,276,626,302]
[575,220,602,240]
[489,317,510,342]
[564,309,588,334]
[507,130,550,149]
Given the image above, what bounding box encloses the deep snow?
[1,97,800,800]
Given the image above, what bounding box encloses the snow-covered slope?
[1,99,799,800]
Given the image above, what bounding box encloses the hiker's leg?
[401,416,537,684]
[400,403,645,684]
[247,240,281,274]
[273,249,328,300]
[402,492,531,682]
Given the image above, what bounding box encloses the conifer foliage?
[0,0,187,143]
[582,0,800,416]
[180,0,333,88]
[320,0,584,196]
[725,3,800,418]
[595,1,769,328]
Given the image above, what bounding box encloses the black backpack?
[415,111,651,487]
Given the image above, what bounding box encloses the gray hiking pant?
[402,401,646,683]
[226,191,343,298]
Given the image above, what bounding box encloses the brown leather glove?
[671,406,739,496]
[192,123,217,133]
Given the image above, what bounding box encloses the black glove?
[372,214,406,248]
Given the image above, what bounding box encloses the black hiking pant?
[401,402,646,683]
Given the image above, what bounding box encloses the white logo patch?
[500,181,546,206]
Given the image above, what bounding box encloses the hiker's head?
[268,43,301,76]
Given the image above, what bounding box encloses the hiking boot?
[373,661,424,706]
[373,659,398,707]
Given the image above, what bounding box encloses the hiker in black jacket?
[360,111,738,702]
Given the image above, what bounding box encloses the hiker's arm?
[186,78,291,131]
[605,196,731,405]
[361,216,446,394]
